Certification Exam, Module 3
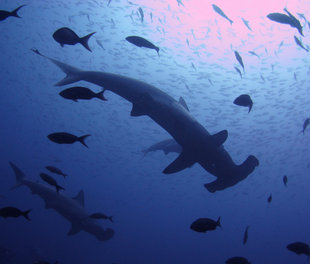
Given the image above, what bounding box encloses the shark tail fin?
[9,162,25,189]
[22,209,31,221]
[79,32,96,52]
[10,5,26,18]
[78,134,91,148]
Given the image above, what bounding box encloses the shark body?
[10,162,114,241]
[34,51,259,190]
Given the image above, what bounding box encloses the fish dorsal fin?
[73,190,84,207]
[67,223,82,236]
[211,130,228,148]
[179,96,189,112]
[163,151,196,174]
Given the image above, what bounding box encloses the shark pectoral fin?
[163,151,196,174]
[67,223,82,236]
[178,96,190,111]
[72,190,84,207]
[211,130,228,148]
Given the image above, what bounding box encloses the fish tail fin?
[155,47,160,56]
[248,103,253,113]
[79,134,91,148]
[22,209,31,221]
[10,5,26,18]
[80,32,96,52]
[9,162,25,189]
[56,185,65,193]
[31,49,83,86]
[96,90,107,101]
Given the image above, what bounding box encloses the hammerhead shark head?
[9,162,114,241]
[32,50,259,187]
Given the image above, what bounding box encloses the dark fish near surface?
[234,51,244,72]
[283,175,288,186]
[267,193,272,203]
[284,8,303,36]
[126,36,159,55]
[53,27,96,52]
[190,217,221,233]
[294,36,308,52]
[212,4,233,25]
[226,256,251,264]
[0,206,31,220]
[287,242,310,256]
[233,94,253,113]
[45,166,67,178]
[301,118,310,134]
[243,225,249,245]
[0,5,26,21]
[138,7,144,23]
[241,18,252,31]
[59,87,107,102]
[248,51,260,58]
[267,12,303,36]
[48,132,90,148]
[40,173,65,193]
[90,213,114,222]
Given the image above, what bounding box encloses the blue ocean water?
[1,1,310,263]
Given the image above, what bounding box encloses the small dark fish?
[297,13,307,23]
[267,193,272,203]
[138,7,144,23]
[284,8,303,36]
[48,132,90,148]
[283,175,288,187]
[287,242,310,257]
[301,118,310,134]
[191,62,197,71]
[248,51,260,58]
[90,213,114,222]
[53,27,96,52]
[308,21,310,30]
[126,36,159,55]
[260,74,265,82]
[0,5,26,21]
[233,94,253,113]
[96,39,105,50]
[107,0,112,6]
[241,18,252,31]
[243,226,249,245]
[234,51,244,72]
[0,206,31,221]
[212,4,233,25]
[40,173,65,193]
[226,256,251,264]
[294,72,297,81]
[267,12,303,36]
[150,12,153,23]
[208,79,213,86]
[177,0,185,7]
[234,67,242,79]
[59,87,106,102]
[45,166,67,178]
[190,217,221,233]
[279,40,284,49]
[294,36,308,52]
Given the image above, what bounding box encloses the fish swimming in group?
[234,67,242,79]
[243,225,249,245]
[190,217,221,233]
[287,242,310,257]
[283,8,303,36]
[90,213,114,222]
[294,36,308,52]
[248,51,260,58]
[53,27,96,52]
[0,5,26,21]
[47,132,90,148]
[59,87,107,102]
[126,36,160,55]
[226,256,251,264]
[301,118,310,134]
[212,4,233,25]
[233,94,253,113]
[176,0,185,7]
[138,7,144,23]
[40,173,65,193]
[241,17,252,31]
[283,175,288,187]
[45,166,67,178]
[267,193,272,203]
[0,206,31,221]
[234,51,245,72]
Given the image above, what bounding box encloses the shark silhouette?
[33,50,259,187]
[9,162,114,241]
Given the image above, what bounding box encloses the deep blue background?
[1,0,310,263]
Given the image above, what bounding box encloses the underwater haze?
[1,0,310,263]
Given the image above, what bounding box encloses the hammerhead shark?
[9,162,114,241]
[32,50,259,188]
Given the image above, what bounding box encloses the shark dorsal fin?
[67,223,82,236]
[178,96,189,112]
[73,190,84,207]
